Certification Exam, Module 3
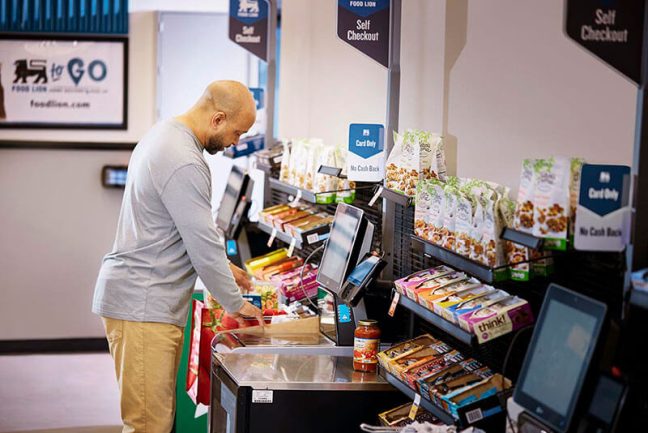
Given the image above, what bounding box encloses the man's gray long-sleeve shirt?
[92,119,244,327]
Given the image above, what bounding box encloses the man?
[93,80,264,433]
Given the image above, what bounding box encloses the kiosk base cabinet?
[210,354,405,433]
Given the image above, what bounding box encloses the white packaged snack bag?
[385,130,446,197]
[414,180,432,239]
[532,157,570,250]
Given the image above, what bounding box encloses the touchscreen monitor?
[514,284,607,433]
[317,204,364,292]
[216,166,246,232]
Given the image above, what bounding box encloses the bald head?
[178,80,257,154]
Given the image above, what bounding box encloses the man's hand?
[230,300,265,328]
[229,262,253,293]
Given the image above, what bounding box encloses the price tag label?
[290,190,303,207]
[252,390,273,404]
[307,233,320,244]
[388,291,400,317]
[368,186,383,207]
[408,394,421,420]
[287,238,296,257]
[267,228,277,247]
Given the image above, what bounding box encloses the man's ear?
[211,111,226,128]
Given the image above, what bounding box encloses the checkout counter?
[210,353,404,433]
[209,201,399,433]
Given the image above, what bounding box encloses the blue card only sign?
[348,123,384,182]
[574,164,631,252]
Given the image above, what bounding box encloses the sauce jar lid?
[358,319,378,327]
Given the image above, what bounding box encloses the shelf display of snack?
[378,334,512,427]
[394,265,534,344]
[277,138,357,204]
[257,203,333,249]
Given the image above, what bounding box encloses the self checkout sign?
[229,0,269,61]
[566,0,645,84]
[575,164,631,252]
[337,0,390,67]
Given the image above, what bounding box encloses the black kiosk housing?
[513,284,625,433]
[216,165,255,267]
[316,203,380,346]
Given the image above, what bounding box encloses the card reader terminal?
[339,253,387,307]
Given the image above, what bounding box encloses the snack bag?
[509,159,536,281]
[414,180,432,239]
[533,157,570,250]
[569,158,585,240]
[428,180,447,245]
[470,196,485,262]
[441,185,459,251]
[279,140,291,183]
[304,139,324,191]
[286,139,304,186]
[385,130,446,197]
[455,189,475,258]
[313,145,338,204]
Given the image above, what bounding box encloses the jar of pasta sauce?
[353,319,381,372]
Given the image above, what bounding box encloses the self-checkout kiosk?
[511,284,627,433]
[213,202,386,355]
[209,204,399,433]
[216,166,255,268]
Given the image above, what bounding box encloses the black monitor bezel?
[216,166,248,233]
[513,283,607,433]
[316,203,365,293]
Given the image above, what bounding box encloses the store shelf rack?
[384,371,509,428]
[256,221,330,251]
[393,289,475,346]
[379,187,413,207]
[268,178,321,203]
[500,227,544,250]
[411,236,509,284]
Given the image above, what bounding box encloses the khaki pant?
[102,317,184,433]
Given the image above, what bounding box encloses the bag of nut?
[414,180,433,239]
[428,179,447,245]
[279,141,292,183]
[455,188,476,258]
[441,179,461,251]
[385,129,446,197]
[508,159,536,281]
[569,158,586,240]
[532,157,570,250]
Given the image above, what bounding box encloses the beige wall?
[0,12,157,340]
[279,0,636,189]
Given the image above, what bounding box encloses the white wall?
[0,12,158,340]
[279,0,636,190]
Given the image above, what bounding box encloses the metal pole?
[265,0,277,150]
[381,0,402,280]
[629,1,648,305]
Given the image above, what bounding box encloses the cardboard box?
[404,272,467,302]
[458,296,534,343]
[435,285,496,323]
[394,266,454,296]
[417,278,480,311]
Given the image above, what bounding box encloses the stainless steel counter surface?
[214,353,394,391]
[211,332,358,356]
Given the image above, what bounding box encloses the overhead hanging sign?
[348,123,385,182]
[574,164,631,252]
[229,0,269,61]
[337,0,390,68]
[565,0,645,84]
[0,37,127,129]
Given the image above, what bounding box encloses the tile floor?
[0,353,121,433]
